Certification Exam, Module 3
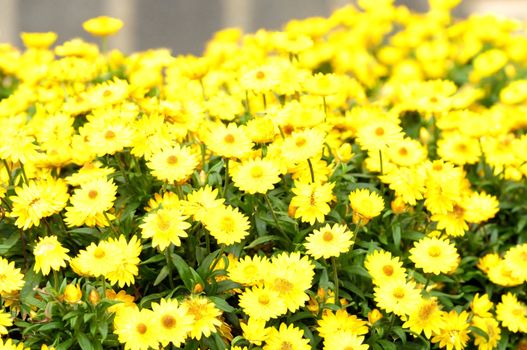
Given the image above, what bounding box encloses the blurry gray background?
[0,0,523,55]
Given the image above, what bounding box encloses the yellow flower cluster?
[0,0,527,349]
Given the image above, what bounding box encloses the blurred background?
[0,0,524,55]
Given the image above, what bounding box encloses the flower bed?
[0,1,526,349]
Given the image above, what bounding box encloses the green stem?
[331,257,340,307]
[322,96,328,121]
[2,160,12,185]
[165,246,175,289]
[210,244,226,272]
[199,79,207,101]
[223,158,230,199]
[175,183,185,199]
[53,270,60,291]
[103,211,119,237]
[263,193,289,243]
[307,159,315,183]
[116,153,131,187]
[20,164,28,184]
[378,149,384,176]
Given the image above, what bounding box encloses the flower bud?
[89,289,100,305]
[193,283,204,294]
[335,143,353,163]
[368,309,383,325]
[63,284,82,304]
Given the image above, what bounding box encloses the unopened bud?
[63,284,82,304]
[89,289,100,305]
[368,309,383,325]
[193,283,204,294]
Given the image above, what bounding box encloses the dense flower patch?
[1,0,527,349]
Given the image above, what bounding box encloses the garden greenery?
[0,0,527,349]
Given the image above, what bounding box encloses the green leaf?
[77,332,94,350]
[153,265,169,286]
[170,253,193,290]
[392,327,407,343]
[469,326,489,342]
[39,321,62,331]
[209,296,235,313]
[98,321,108,341]
[245,235,283,249]
[377,339,397,350]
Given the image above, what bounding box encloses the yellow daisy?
[304,223,353,259]
[409,236,460,275]
[146,145,199,184]
[33,235,70,276]
[348,188,384,224]
[203,205,251,246]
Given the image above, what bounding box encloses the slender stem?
[116,153,131,187]
[199,79,207,101]
[174,183,185,199]
[210,244,226,273]
[20,164,28,184]
[53,270,60,291]
[378,149,384,176]
[100,275,106,296]
[103,212,119,237]
[223,158,230,199]
[1,197,12,211]
[331,257,340,307]
[263,193,288,243]
[165,246,175,289]
[322,96,328,121]
[2,160,12,185]
[307,159,315,183]
[262,93,267,109]
[19,230,28,270]
[245,90,251,115]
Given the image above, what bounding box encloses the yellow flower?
[150,298,193,347]
[64,178,117,228]
[63,284,82,304]
[290,181,335,224]
[146,145,199,184]
[182,295,222,340]
[263,323,310,350]
[183,185,225,222]
[304,223,353,259]
[503,243,527,282]
[431,311,471,350]
[281,128,325,164]
[0,309,13,335]
[241,317,270,346]
[317,309,368,339]
[496,293,527,333]
[228,255,271,286]
[71,241,119,278]
[104,235,142,288]
[374,279,421,316]
[239,286,287,321]
[348,188,384,224]
[0,257,25,295]
[203,205,251,246]
[140,208,190,250]
[265,252,315,313]
[471,294,494,318]
[409,236,460,275]
[323,334,369,350]
[113,306,159,350]
[231,158,282,194]
[364,249,407,286]
[20,32,57,49]
[205,123,254,159]
[472,316,501,350]
[83,16,124,37]
[402,298,446,339]
[33,235,70,276]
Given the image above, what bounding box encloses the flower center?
[295,137,306,147]
[382,265,394,276]
[243,265,257,275]
[393,287,405,299]
[456,143,468,153]
[280,341,293,350]
[322,231,334,242]
[161,315,176,329]
[157,218,171,231]
[88,190,98,199]
[273,278,293,293]
[103,89,112,97]
[104,130,116,140]
[224,134,235,143]
[167,155,178,165]
[220,216,235,232]
[418,302,435,320]
[256,71,265,80]
[250,166,264,178]
[375,127,385,136]
[398,147,408,156]
[512,308,523,316]
[94,247,105,259]
[136,323,147,335]
[258,295,270,305]
[428,246,441,257]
